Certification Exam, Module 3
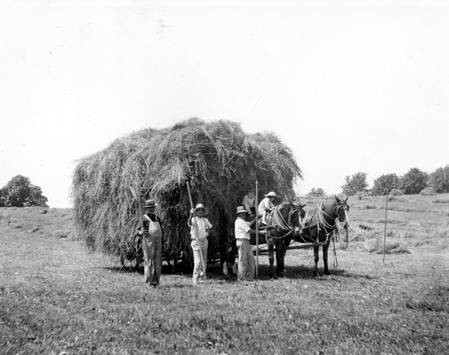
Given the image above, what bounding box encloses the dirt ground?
[1,195,448,354]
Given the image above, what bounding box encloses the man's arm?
[258,199,266,214]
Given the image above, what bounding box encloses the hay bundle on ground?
[72,118,301,263]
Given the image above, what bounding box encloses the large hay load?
[72,118,301,265]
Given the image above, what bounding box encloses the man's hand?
[190,208,195,214]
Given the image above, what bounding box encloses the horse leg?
[281,237,290,274]
[268,240,275,278]
[323,243,330,275]
[275,241,285,277]
[313,246,319,276]
[280,238,291,277]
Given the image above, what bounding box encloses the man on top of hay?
[141,199,164,287]
[258,191,277,225]
[188,203,212,285]
[242,191,256,215]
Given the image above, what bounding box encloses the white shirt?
[258,197,274,215]
[235,217,251,240]
[190,216,212,241]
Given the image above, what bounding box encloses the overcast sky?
[1,0,448,207]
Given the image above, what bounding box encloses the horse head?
[276,201,306,235]
[334,196,350,229]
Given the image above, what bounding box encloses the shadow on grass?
[104,263,233,281]
[104,262,376,282]
[253,265,344,280]
[254,264,377,281]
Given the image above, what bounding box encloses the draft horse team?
[137,191,350,287]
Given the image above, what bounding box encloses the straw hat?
[195,203,205,211]
[235,206,249,215]
[264,191,276,197]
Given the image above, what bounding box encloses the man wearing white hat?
[258,191,277,225]
[234,206,257,281]
[188,203,212,285]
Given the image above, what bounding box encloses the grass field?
[1,194,448,354]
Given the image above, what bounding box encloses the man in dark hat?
[141,199,164,287]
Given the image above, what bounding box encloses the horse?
[298,196,350,276]
[264,202,306,278]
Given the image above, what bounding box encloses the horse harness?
[265,204,301,240]
[298,203,336,244]
[300,202,348,267]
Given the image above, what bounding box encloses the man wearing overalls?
[141,199,164,287]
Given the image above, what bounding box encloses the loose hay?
[72,118,302,261]
[363,238,411,254]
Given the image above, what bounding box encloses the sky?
[0,0,448,207]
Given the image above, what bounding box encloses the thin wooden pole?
[255,180,259,279]
[383,189,389,264]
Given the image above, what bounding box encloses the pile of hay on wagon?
[72,118,301,265]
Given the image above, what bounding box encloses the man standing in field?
[188,203,212,285]
[258,191,277,225]
[234,206,259,281]
[140,199,164,287]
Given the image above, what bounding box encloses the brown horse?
[298,196,349,275]
[265,202,306,278]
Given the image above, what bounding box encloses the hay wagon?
[73,118,301,269]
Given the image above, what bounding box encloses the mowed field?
[1,194,448,354]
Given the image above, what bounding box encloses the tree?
[0,187,7,207]
[1,175,48,207]
[399,168,428,194]
[372,173,400,195]
[341,172,368,196]
[307,187,326,198]
[428,165,449,193]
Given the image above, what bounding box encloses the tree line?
[307,165,449,197]
[0,175,48,207]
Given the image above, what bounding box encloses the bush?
[399,168,428,194]
[420,187,437,196]
[341,172,368,196]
